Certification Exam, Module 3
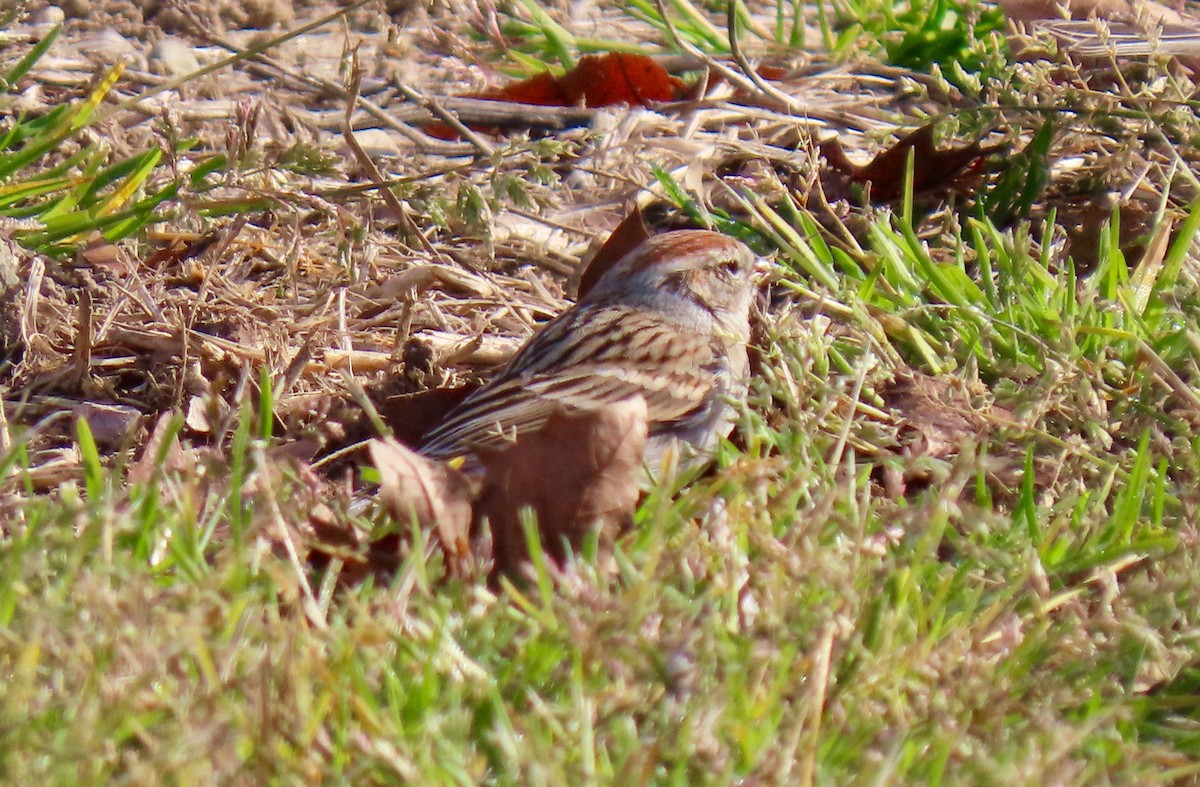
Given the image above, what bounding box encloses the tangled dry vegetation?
[1,4,986,511]
[2,3,983,453]
[4,0,1200,780]
[3,1,1193,535]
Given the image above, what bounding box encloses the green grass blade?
[2,24,59,90]
[75,417,103,503]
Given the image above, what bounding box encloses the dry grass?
[2,0,1200,782]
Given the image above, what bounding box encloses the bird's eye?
[718,259,741,277]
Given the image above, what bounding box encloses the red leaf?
[557,52,681,107]
[477,71,571,106]
[429,53,687,139]
[475,53,682,108]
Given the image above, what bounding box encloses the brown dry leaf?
[1053,192,1157,274]
[475,396,648,574]
[380,385,480,448]
[884,372,995,460]
[184,395,214,434]
[72,402,143,449]
[77,237,133,276]
[306,517,403,590]
[879,371,1015,498]
[819,126,1004,204]
[575,206,653,299]
[128,411,193,486]
[369,437,474,569]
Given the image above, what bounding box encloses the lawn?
[1,0,1199,782]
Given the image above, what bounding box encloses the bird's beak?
[753,256,773,278]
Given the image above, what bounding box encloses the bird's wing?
[420,305,718,459]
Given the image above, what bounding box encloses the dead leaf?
[184,395,213,434]
[475,396,648,574]
[819,125,1004,204]
[878,371,1015,498]
[557,52,683,106]
[884,372,995,460]
[369,437,474,571]
[477,52,682,108]
[427,53,686,139]
[128,410,192,486]
[77,237,133,276]
[306,517,403,590]
[575,206,653,299]
[72,401,143,449]
[380,384,480,448]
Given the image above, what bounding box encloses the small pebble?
[346,129,402,158]
[76,28,139,61]
[149,37,201,78]
[58,0,89,18]
[72,403,143,449]
[31,5,66,26]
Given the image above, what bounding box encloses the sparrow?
[420,230,762,474]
